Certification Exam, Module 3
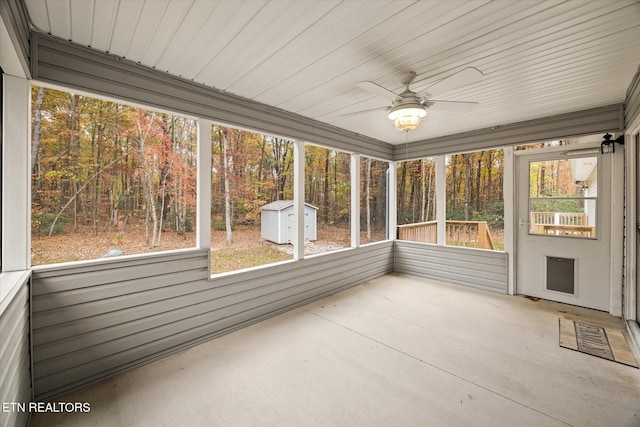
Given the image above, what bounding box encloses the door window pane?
[528,157,597,239]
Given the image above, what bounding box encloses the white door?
[516,149,611,311]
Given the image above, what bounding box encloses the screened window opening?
[304,144,351,256]
[31,86,197,265]
[528,157,597,239]
[360,157,388,244]
[210,126,293,274]
[396,158,437,243]
[446,149,504,250]
[394,150,504,251]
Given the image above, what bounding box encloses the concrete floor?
[30,274,640,427]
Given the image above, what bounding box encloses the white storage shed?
[261,201,317,244]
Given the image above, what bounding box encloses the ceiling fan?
[350,67,484,131]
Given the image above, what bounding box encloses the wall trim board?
[30,33,392,160]
[394,104,624,159]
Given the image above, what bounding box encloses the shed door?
[287,212,310,242]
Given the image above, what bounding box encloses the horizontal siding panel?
[394,241,507,293]
[32,249,209,291]
[394,259,506,286]
[32,243,393,400]
[33,257,207,293]
[32,34,392,160]
[33,268,208,311]
[33,277,211,329]
[32,248,208,275]
[0,273,31,427]
[625,66,640,127]
[395,104,623,159]
[395,262,504,291]
[212,243,391,288]
[394,243,507,271]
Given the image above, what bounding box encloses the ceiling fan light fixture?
[387,105,427,131]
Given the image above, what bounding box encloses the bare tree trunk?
[31,87,45,177]
[476,154,482,212]
[375,164,385,231]
[486,151,493,205]
[366,157,371,242]
[47,154,126,237]
[420,159,426,222]
[223,132,233,243]
[426,161,433,222]
[464,154,471,221]
[323,150,330,223]
[137,113,159,246]
[398,163,407,221]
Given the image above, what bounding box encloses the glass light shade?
[387,106,427,131]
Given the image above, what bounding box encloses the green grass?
[211,246,291,274]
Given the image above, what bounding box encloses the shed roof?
[261,200,317,211]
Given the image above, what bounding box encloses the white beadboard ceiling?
[24,0,640,145]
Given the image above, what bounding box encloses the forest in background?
[31,86,197,254]
[396,149,505,231]
[31,86,387,267]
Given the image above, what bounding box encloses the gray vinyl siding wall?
[31,242,393,400]
[394,241,508,293]
[30,33,392,160]
[395,104,624,160]
[0,272,31,427]
[625,66,640,127]
[0,0,31,77]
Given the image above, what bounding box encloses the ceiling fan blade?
[427,100,479,113]
[340,106,390,117]
[355,81,401,102]
[419,67,484,97]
